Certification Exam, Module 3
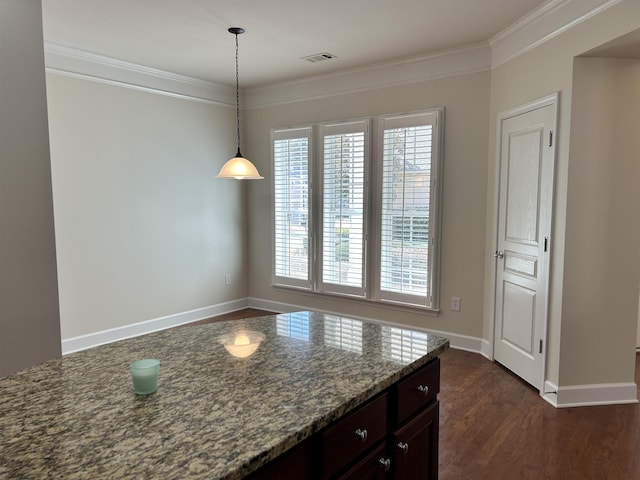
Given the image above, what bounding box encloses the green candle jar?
[130,359,160,395]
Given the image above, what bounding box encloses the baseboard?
[248,297,485,354]
[542,380,560,407]
[62,297,639,408]
[543,380,638,408]
[61,298,250,354]
[480,339,493,360]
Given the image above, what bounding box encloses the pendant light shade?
[217,27,263,180]
[217,153,263,179]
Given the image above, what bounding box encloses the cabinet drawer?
[394,358,440,425]
[320,393,388,479]
[336,442,388,480]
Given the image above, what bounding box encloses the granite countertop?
[0,311,449,479]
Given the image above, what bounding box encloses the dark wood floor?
[196,309,640,479]
[439,348,640,480]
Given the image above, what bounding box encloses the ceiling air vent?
[301,52,338,63]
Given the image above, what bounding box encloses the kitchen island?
[0,311,449,479]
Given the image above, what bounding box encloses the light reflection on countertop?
[382,326,431,363]
[0,311,448,480]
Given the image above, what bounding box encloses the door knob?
[493,250,504,259]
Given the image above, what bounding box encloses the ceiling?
[41,0,549,89]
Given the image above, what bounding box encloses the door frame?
[488,93,559,394]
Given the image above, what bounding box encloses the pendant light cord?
[234,32,242,157]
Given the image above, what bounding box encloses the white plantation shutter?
[378,111,442,308]
[319,121,368,296]
[272,127,312,288]
[271,109,442,311]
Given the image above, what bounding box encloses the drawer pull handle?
[354,428,368,442]
[378,458,391,471]
[417,384,429,396]
[397,442,409,454]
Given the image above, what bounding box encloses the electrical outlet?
[451,296,461,312]
[225,273,231,286]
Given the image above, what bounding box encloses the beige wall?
[46,74,249,339]
[486,0,640,387]
[486,36,574,387]
[561,57,640,385]
[0,0,61,377]
[6,0,637,395]
[245,72,490,337]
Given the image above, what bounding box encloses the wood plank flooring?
[438,348,640,480]
[193,309,640,479]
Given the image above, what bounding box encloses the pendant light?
[217,27,263,180]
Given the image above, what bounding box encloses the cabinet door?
[247,440,311,480]
[336,443,390,480]
[391,401,439,480]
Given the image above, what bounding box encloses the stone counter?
[0,311,449,479]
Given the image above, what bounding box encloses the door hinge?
[539,339,543,354]
[544,236,549,252]
[549,130,553,147]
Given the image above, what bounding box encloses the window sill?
[271,283,440,317]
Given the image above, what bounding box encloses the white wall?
[0,0,61,377]
[46,73,249,340]
[486,0,640,391]
[561,57,640,385]
[245,72,490,342]
[637,287,640,349]
[25,0,640,402]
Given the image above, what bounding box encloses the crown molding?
[245,43,492,109]
[44,42,235,107]
[490,0,624,68]
[43,0,623,108]
[489,0,570,46]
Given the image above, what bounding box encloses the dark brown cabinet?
[321,394,389,479]
[248,357,441,480]
[247,440,311,480]
[391,401,439,480]
[337,443,389,480]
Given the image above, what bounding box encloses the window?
[377,112,441,308]
[272,109,443,311]
[320,121,368,296]
[272,127,312,289]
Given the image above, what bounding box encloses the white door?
[493,97,556,391]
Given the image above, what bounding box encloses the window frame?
[317,120,370,298]
[271,108,444,313]
[271,126,313,290]
[371,110,443,310]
